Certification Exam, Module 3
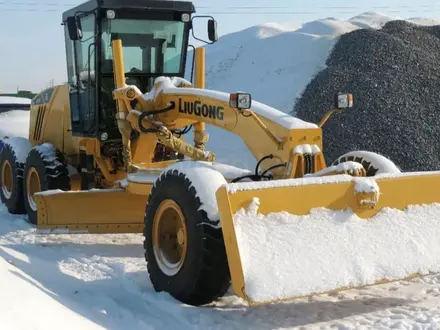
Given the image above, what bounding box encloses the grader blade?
[34,189,147,233]
[216,171,440,306]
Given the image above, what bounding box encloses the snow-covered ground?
[0,96,31,140]
[4,205,440,330]
[3,11,440,330]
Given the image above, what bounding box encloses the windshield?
[101,18,187,75]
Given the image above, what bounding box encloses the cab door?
[64,12,97,137]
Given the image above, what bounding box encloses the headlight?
[229,92,252,110]
[335,93,354,109]
[106,10,116,19]
[181,13,190,22]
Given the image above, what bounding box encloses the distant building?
[0,90,37,99]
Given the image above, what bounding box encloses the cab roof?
[62,0,195,21]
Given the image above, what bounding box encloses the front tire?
[144,168,231,306]
[23,143,70,224]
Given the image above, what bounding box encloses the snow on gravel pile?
[293,20,440,172]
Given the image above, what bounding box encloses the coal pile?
[293,20,440,171]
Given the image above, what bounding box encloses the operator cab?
[62,0,216,143]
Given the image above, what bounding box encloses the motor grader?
[2,0,440,307]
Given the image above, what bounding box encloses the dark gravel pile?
[293,20,440,171]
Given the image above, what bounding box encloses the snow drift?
[0,110,30,140]
[0,97,31,140]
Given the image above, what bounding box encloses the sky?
[1,0,440,93]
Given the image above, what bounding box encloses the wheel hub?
[1,160,13,199]
[26,167,41,212]
[152,199,187,276]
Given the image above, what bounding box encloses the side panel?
[29,86,66,151]
[29,84,78,155]
[42,85,71,153]
[28,103,40,146]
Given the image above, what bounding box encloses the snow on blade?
[353,177,380,194]
[225,167,435,194]
[233,200,440,303]
[226,174,355,194]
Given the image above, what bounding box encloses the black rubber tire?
[0,143,27,214]
[144,169,231,306]
[23,144,71,225]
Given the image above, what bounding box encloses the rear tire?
[23,143,70,224]
[331,150,401,176]
[0,137,32,214]
[144,169,231,306]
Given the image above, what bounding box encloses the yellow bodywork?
[216,172,440,305]
[35,189,147,233]
[19,36,440,307]
[31,38,325,232]
[28,81,153,231]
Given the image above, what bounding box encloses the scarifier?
[2,0,440,307]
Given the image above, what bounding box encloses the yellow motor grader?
[2,0,440,307]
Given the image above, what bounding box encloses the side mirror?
[191,15,218,44]
[67,16,83,41]
[208,19,218,42]
[335,93,353,109]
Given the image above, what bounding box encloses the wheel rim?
[1,160,13,199]
[26,167,41,212]
[152,199,187,276]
